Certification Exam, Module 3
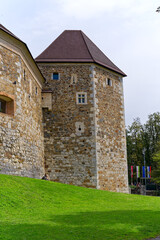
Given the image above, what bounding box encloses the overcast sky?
[1,0,160,126]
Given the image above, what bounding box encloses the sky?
[1,0,160,126]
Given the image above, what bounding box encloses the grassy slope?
[0,174,160,240]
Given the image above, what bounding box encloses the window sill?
[0,112,14,117]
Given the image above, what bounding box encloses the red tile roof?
[35,30,126,76]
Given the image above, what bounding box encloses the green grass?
[0,174,160,240]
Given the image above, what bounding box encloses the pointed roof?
[35,30,126,76]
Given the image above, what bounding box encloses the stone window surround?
[71,73,78,84]
[76,92,87,104]
[29,79,32,95]
[75,122,85,135]
[0,92,15,116]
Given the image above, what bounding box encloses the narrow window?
[35,87,38,95]
[107,78,112,86]
[52,72,59,80]
[73,76,76,84]
[24,69,26,80]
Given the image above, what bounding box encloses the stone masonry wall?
[93,66,129,193]
[0,44,44,178]
[38,63,97,188]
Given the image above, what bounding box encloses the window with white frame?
[76,92,87,104]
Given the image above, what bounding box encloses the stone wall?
[0,44,44,178]
[38,63,97,188]
[38,63,128,192]
[0,29,128,192]
[93,66,128,193]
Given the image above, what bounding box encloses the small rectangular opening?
[52,72,59,80]
[107,78,112,86]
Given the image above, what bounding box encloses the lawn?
[0,174,160,240]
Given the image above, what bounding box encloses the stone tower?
[36,30,129,193]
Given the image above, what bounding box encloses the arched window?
[0,94,14,116]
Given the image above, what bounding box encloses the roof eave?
[95,61,127,77]
[0,27,45,84]
[35,59,126,77]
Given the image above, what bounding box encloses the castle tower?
[36,30,129,193]
[0,24,45,178]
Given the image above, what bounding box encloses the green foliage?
[126,118,144,182]
[152,145,160,184]
[144,112,160,166]
[1,174,160,240]
[127,118,143,166]
[129,185,137,189]
[126,112,160,183]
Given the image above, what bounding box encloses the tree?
[126,112,160,184]
[144,112,160,167]
[126,118,144,183]
[152,143,160,184]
